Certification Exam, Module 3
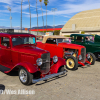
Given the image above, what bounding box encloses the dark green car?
[70,34,100,59]
[95,35,100,43]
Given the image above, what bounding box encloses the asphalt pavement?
[0,61,100,100]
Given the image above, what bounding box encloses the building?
[60,9,100,36]
[30,28,62,32]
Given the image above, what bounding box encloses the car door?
[0,37,12,67]
[82,37,94,53]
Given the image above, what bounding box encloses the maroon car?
[0,33,66,85]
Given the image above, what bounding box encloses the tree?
[36,0,38,35]
[39,0,44,35]
[44,0,49,32]
[81,31,85,34]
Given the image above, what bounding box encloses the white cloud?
[0,19,5,20]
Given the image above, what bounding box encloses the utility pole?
[7,6,12,29]
[51,8,57,33]
[21,0,23,33]
[36,0,38,35]
[28,0,31,33]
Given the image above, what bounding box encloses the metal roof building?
[60,9,100,36]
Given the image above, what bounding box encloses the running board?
[0,65,11,73]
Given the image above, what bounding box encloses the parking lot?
[0,61,100,100]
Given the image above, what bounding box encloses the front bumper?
[78,60,91,66]
[32,70,66,83]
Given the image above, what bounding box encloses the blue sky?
[0,0,100,28]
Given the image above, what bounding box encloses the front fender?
[4,62,39,74]
[50,57,66,74]
[15,62,39,73]
[92,50,100,54]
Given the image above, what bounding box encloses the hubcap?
[66,58,75,69]
[19,69,27,83]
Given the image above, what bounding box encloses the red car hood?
[12,45,48,56]
[58,42,85,49]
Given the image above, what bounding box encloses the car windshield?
[57,38,71,43]
[85,36,94,42]
[12,37,36,46]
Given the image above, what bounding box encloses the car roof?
[42,35,70,43]
[0,32,36,38]
[70,34,93,37]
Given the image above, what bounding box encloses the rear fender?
[5,62,39,74]
[50,57,66,74]
[93,51,100,54]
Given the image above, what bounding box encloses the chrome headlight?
[36,58,42,66]
[87,54,90,59]
[79,55,82,60]
[53,56,58,63]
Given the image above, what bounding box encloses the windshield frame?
[11,36,36,47]
[56,38,71,44]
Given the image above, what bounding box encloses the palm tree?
[44,0,49,32]
[36,0,38,35]
[39,0,44,35]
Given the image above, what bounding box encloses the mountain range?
[31,25,64,29]
[0,25,64,30]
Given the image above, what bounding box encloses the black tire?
[65,56,78,70]
[94,52,100,60]
[58,66,65,73]
[18,67,33,85]
[87,52,96,65]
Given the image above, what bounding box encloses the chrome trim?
[80,48,86,63]
[85,63,90,66]
[32,70,66,83]
[64,52,74,55]
[19,69,27,83]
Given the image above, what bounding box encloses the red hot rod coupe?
[37,36,96,70]
[0,33,66,85]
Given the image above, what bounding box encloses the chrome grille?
[80,48,86,63]
[40,53,50,74]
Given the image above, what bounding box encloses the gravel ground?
[0,61,100,100]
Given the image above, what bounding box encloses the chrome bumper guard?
[32,70,66,83]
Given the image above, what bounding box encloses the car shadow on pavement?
[35,73,67,86]
[78,64,91,69]
[0,84,5,95]
[7,71,18,76]
[96,59,100,62]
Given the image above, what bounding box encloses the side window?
[1,37,10,47]
[76,36,84,42]
[46,38,56,44]
[71,36,74,41]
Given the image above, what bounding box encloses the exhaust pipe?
[32,70,66,83]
